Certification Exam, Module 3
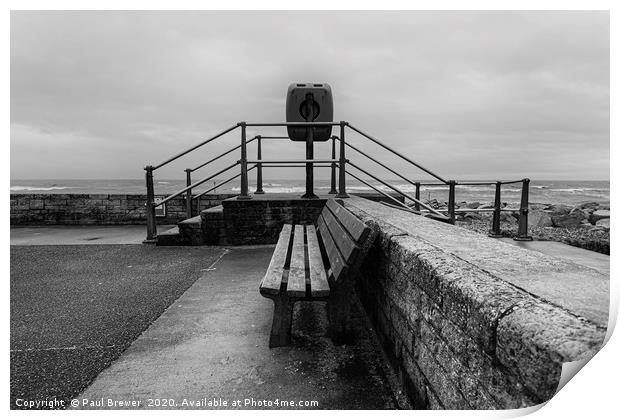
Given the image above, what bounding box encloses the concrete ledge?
[343,196,607,409]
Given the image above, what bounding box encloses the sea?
[10,179,610,207]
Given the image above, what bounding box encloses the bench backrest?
[316,199,371,282]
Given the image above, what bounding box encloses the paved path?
[497,238,609,276]
[10,225,174,245]
[10,244,224,409]
[74,245,401,410]
[345,196,609,327]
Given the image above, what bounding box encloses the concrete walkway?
[345,196,609,328]
[10,225,174,245]
[498,238,609,276]
[74,245,402,410]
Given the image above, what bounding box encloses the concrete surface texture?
[10,225,175,245]
[345,196,609,327]
[497,237,609,276]
[10,244,224,409]
[75,246,403,410]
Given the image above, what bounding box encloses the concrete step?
[178,215,204,245]
[155,226,185,246]
[201,205,228,245]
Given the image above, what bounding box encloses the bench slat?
[306,225,330,298]
[260,224,292,296]
[321,205,358,263]
[317,215,347,282]
[286,225,306,298]
[326,200,370,243]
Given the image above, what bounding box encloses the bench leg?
[327,284,352,344]
[268,295,295,348]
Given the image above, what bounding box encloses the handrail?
[346,123,448,184]
[193,165,257,200]
[245,122,341,127]
[347,161,449,220]
[341,138,421,190]
[143,119,530,243]
[155,162,239,208]
[190,136,257,172]
[246,159,338,164]
[345,169,421,214]
[152,124,239,171]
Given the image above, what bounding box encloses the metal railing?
[143,120,532,242]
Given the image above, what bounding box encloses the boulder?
[500,213,517,224]
[589,209,610,224]
[529,209,553,228]
[466,201,481,209]
[463,212,483,220]
[595,218,610,229]
[552,208,587,228]
[547,204,571,216]
[578,202,599,210]
[479,204,494,209]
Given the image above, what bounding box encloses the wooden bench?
[259,199,374,348]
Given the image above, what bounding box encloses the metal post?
[238,122,251,200]
[414,182,421,211]
[329,136,338,194]
[255,135,265,194]
[302,93,317,199]
[447,180,456,224]
[514,178,533,241]
[489,181,502,237]
[185,168,192,218]
[144,165,157,242]
[336,122,349,198]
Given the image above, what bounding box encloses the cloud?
[11,11,609,180]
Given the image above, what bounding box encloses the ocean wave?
[10,186,71,191]
[549,188,608,193]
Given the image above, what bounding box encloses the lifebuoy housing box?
[286,82,333,141]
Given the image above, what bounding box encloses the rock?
[595,218,610,229]
[552,209,587,228]
[578,202,599,210]
[547,204,571,216]
[463,212,483,220]
[466,201,481,209]
[479,204,494,209]
[589,210,610,224]
[529,210,553,228]
[500,213,517,223]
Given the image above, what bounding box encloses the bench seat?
[259,199,374,348]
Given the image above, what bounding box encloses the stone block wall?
[346,204,605,410]
[10,194,235,225]
[222,197,326,245]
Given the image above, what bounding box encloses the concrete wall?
[10,194,236,225]
[344,197,606,409]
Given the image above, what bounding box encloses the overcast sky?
[10,11,609,181]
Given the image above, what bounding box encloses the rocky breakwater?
[421,199,610,255]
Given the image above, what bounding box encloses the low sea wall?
[10,193,236,225]
[343,196,606,409]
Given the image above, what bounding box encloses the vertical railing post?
[447,180,456,224]
[489,181,502,237]
[144,165,157,242]
[329,136,338,194]
[414,182,421,211]
[238,122,251,200]
[255,135,265,194]
[336,122,349,198]
[185,168,192,218]
[514,178,533,241]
